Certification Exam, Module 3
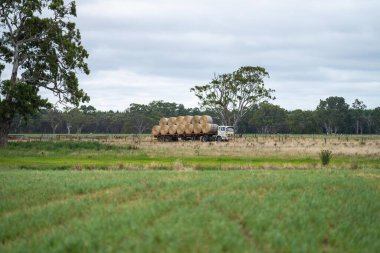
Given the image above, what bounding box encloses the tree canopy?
[0,0,89,145]
[316,96,349,134]
[191,66,274,129]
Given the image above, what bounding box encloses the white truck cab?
[216,126,235,141]
[200,126,235,142]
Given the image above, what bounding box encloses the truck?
[152,115,235,142]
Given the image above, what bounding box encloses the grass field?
[1,135,380,252]
[1,170,380,252]
[1,134,380,170]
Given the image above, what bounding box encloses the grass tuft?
[319,149,333,166]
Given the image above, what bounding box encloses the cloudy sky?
[74,0,380,111]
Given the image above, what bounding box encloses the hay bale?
[176,116,185,125]
[185,123,194,134]
[184,115,193,124]
[168,117,177,126]
[169,125,178,135]
[192,115,201,124]
[159,117,169,126]
[200,115,213,124]
[152,125,161,135]
[194,123,203,134]
[160,125,170,135]
[202,123,218,134]
[177,124,186,135]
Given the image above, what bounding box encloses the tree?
[126,103,153,134]
[44,107,62,134]
[351,99,367,134]
[287,109,320,134]
[372,107,380,134]
[0,0,89,145]
[191,66,274,130]
[250,102,287,134]
[316,97,349,134]
[147,100,178,118]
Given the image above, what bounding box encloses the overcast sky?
[74,0,379,110]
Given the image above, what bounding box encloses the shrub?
[319,149,332,166]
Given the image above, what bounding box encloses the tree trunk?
[52,123,59,134]
[356,120,359,135]
[76,126,83,134]
[66,124,72,134]
[0,118,11,146]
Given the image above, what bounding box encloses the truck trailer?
[151,115,235,142]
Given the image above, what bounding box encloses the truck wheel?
[201,136,206,142]
[216,136,222,142]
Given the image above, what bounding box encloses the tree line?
[9,97,380,135]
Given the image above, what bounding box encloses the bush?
[319,149,332,166]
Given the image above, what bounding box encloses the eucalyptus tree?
[351,99,367,134]
[0,0,89,145]
[316,96,349,134]
[191,66,274,130]
[372,107,380,134]
[44,107,62,134]
[250,102,287,134]
[127,103,153,134]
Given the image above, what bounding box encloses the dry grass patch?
[355,173,380,179]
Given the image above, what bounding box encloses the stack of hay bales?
[202,123,218,134]
[199,115,217,134]
[152,115,215,135]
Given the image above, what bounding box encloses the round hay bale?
[160,125,170,135]
[177,124,186,135]
[152,125,161,135]
[159,117,169,126]
[192,115,201,124]
[169,125,178,135]
[202,123,218,134]
[194,123,203,134]
[176,116,185,125]
[200,115,213,124]
[185,123,194,134]
[184,115,193,124]
[168,117,177,126]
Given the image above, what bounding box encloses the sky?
[10,0,380,111]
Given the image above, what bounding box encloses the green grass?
[1,140,379,252]
[1,169,380,252]
[1,141,379,170]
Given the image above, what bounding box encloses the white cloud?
[73,0,380,110]
[80,69,205,111]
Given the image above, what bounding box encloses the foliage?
[319,149,332,166]
[351,99,367,134]
[316,97,349,134]
[0,0,89,145]
[6,97,380,135]
[249,102,287,133]
[191,66,274,128]
[287,109,320,134]
[373,107,380,133]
